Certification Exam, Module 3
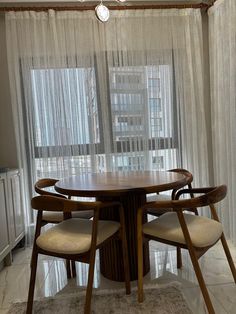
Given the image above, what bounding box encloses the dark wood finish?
[0,3,210,13]
[55,171,188,281]
[176,247,182,269]
[34,178,93,278]
[98,193,149,281]
[137,185,236,314]
[176,210,215,314]
[119,204,131,293]
[34,178,63,198]
[146,168,195,269]
[27,210,42,314]
[209,203,236,283]
[34,178,76,279]
[147,168,195,269]
[146,168,196,216]
[27,196,130,314]
[55,171,189,197]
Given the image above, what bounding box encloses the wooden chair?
[35,178,94,223]
[34,178,93,278]
[146,168,195,215]
[146,168,196,268]
[137,185,236,314]
[27,195,130,314]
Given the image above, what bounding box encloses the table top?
[55,171,188,197]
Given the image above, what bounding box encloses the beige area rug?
[7,284,192,314]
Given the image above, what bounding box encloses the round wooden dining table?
[55,171,188,281]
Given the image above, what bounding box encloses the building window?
[149,98,162,115]
[148,78,160,91]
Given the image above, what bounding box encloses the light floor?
[0,240,236,314]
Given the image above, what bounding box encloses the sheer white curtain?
[6,9,209,224]
[209,0,236,243]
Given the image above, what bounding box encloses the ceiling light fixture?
[95,1,110,22]
[79,0,127,23]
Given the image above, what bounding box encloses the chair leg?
[66,259,71,279]
[120,227,131,295]
[119,205,131,295]
[71,260,77,278]
[137,212,144,303]
[177,247,182,269]
[26,247,39,314]
[188,249,215,314]
[221,233,236,283]
[84,252,96,314]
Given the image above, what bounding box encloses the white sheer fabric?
[6,9,209,224]
[209,0,236,243]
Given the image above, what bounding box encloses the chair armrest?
[31,195,123,213]
[175,187,215,200]
[138,196,204,213]
[139,185,227,215]
[37,190,67,199]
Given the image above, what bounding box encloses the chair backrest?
[168,168,193,200]
[31,195,101,213]
[34,178,66,199]
[168,168,193,186]
[156,185,227,211]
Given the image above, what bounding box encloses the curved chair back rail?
[31,195,121,213]
[34,177,94,219]
[34,178,66,198]
[137,184,236,314]
[146,168,194,208]
[143,185,227,212]
[168,168,193,199]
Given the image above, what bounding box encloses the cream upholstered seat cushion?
[42,210,93,223]
[36,218,120,254]
[143,212,223,248]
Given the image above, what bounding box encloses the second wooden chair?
[146,168,196,268]
[27,195,131,314]
[34,178,93,278]
[137,185,236,314]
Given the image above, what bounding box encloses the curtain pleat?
[209,0,236,243]
[6,8,209,225]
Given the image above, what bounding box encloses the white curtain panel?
[5,9,209,222]
[209,0,236,242]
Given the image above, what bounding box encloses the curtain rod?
[0,3,210,12]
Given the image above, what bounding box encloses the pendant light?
[79,0,127,23]
[95,1,110,22]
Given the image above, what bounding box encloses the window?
[152,156,164,169]
[151,118,162,134]
[148,78,160,90]
[31,67,99,148]
[30,59,177,177]
[149,98,162,114]
[112,154,144,171]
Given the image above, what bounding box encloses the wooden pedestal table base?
[98,193,150,282]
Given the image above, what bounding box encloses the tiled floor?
[0,240,236,313]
